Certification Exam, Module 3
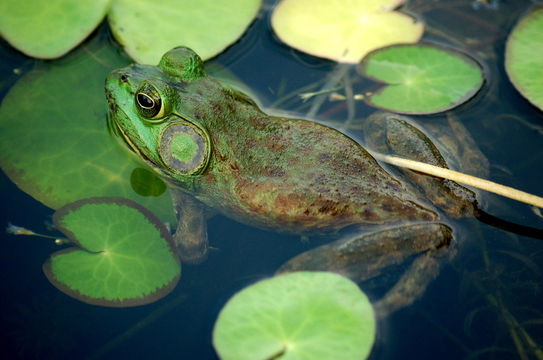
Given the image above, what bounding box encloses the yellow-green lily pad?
[505,7,543,111]
[271,0,423,63]
[213,272,376,360]
[0,35,174,223]
[358,44,484,114]
[108,0,262,64]
[44,197,180,307]
[0,0,111,59]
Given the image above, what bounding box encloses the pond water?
[1,0,543,359]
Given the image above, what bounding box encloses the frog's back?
[196,106,437,234]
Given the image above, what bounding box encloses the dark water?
[1,0,543,359]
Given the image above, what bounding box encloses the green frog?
[105,47,481,316]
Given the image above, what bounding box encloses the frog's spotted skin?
[105,47,478,316]
[107,48,434,232]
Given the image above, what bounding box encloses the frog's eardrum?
[158,121,210,175]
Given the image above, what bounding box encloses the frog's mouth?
[106,106,160,170]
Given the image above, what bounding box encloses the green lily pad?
[44,197,180,307]
[358,44,484,114]
[0,0,111,59]
[271,0,423,63]
[505,7,543,111]
[0,35,174,223]
[108,0,262,64]
[213,272,375,360]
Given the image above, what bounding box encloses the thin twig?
[372,153,543,208]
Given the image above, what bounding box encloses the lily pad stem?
[372,153,543,208]
[306,64,351,118]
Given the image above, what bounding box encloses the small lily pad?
[271,0,423,63]
[108,0,262,64]
[0,0,111,59]
[358,44,484,114]
[505,7,543,111]
[213,272,375,360]
[44,197,180,307]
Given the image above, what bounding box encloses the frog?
[105,47,481,317]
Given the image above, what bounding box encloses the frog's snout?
[105,69,133,112]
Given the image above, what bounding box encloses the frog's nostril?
[120,74,128,83]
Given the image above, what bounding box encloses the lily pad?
[0,35,174,223]
[358,44,484,114]
[0,0,111,59]
[213,272,375,360]
[108,0,262,64]
[271,0,423,63]
[44,197,180,307]
[505,7,543,111]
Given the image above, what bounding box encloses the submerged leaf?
[44,197,180,307]
[358,44,484,114]
[0,0,111,59]
[130,168,167,197]
[213,272,375,360]
[0,36,174,223]
[505,7,543,111]
[108,0,262,64]
[271,0,423,63]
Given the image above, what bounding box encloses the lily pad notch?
[213,272,376,360]
[0,0,262,63]
[271,0,424,63]
[44,197,181,307]
[358,43,485,114]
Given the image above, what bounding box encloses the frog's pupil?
[137,93,154,109]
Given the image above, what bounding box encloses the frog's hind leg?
[277,223,454,317]
[170,189,208,264]
[363,112,477,218]
[373,249,450,317]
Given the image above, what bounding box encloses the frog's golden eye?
[135,83,165,120]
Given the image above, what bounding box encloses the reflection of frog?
[105,47,483,316]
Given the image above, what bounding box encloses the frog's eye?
[158,121,211,176]
[135,83,165,120]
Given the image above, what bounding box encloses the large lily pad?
[44,197,180,307]
[271,0,423,63]
[213,272,375,360]
[358,44,484,114]
[0,35,174,223]
[108,0,262,64]
[0,0,111,59]
[505,7,543,111]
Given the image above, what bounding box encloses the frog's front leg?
[277,223,453,317]
[170,189,208,264]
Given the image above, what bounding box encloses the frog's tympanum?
[105,47,481,317]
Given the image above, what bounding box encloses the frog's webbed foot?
[277,223,453,317]
[170,189,208,264]
[363,112,477,218]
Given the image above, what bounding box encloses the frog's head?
[105,47,212,187]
